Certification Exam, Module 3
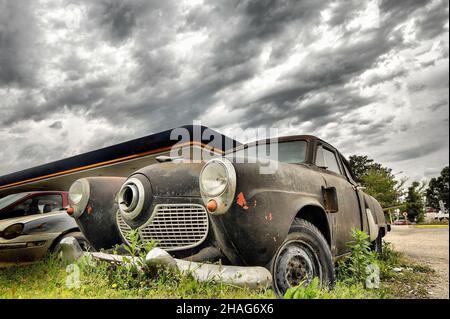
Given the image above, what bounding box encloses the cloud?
[0,1,42,87]
[380,141,444,162]
[0,0,448,183]
[48,121,63,129]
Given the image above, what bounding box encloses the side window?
[316,145,326,168]
[2,195,63,219]
[342,160,356,183]
[34,195,63,214]
[316,145,342,175]
[2,199,33,219]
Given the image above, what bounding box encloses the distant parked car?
[0,191,88,263]
[434,210,449,221]
[393,219,408,225]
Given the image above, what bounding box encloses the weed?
[337,229,378,285]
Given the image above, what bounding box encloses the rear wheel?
[271,219,335,296]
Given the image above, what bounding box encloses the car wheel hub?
[274,240,321,293]
[286,250,314,286]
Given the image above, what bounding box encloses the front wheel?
[271,219,335,296]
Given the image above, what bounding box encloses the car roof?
[227,135,334,154]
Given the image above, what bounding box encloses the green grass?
[0,255,275,299]
[0,252,433,299]
[0,234,434,299]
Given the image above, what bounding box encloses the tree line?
[348,155,448,223]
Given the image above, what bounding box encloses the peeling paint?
[236,192,248,210]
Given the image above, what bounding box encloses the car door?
[315,143,362,256]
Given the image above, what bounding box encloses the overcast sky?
[0,0,448,184]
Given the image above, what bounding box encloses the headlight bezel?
[199,157,236,215]
[199,160,229,197]
[117,177,146,222]
[68,178,90,218]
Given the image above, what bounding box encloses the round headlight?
[68,178,90,218]
[200,158,237,215]
[69,180,83,205]
[2,223,24,240]
[118,177,145,221]
[200,160,228,196]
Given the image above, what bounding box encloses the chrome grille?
[116,204,209,251]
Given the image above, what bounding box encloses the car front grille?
[116,210,134,245]
[116,204,209,251]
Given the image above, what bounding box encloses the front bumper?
[60,236,272,290]
[0,241,52,263]
[0,233,57,263]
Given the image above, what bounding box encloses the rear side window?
[34,195,63,213]
[316,145,342,175]
[0,194,62,220]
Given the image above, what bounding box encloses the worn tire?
[52,231,92,254]
[271,219,335,296]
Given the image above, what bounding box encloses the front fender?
[73,177,126,250]
[211,169,327,267]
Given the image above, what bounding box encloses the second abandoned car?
[67,135,388,295]
[0,191,88,263]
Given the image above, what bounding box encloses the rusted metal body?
[72,177,127,250]
[72,135,387,268]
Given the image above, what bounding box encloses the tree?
[361,168,401,208]
[405,181,426,223]
[426,166,449,211]
[348,155,388,182]
[348,155,405,208]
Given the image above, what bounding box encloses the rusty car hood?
[134,161,204,197]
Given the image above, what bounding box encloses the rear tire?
[271,219,335,296]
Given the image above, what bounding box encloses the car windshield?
[0,193,28,210]
[229,140,307,164]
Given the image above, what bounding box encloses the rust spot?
[236,192,248,210]
[265,212,273,221]
[87,206,93,215]
[253,199,257,207]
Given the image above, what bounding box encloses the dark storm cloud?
[414,0,449,40]
[0,1,41,87]
[0,0,448,178]
[428,99,448,112]
[326,1,366,27]
[48,121,63,129]
[381,141,443,162]
[0,77,112,126]
[86,0,138,44]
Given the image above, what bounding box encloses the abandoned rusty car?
[67,135,388,295]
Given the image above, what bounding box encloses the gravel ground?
[385,225,449,299]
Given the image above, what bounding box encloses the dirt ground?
[385,225,449,299]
